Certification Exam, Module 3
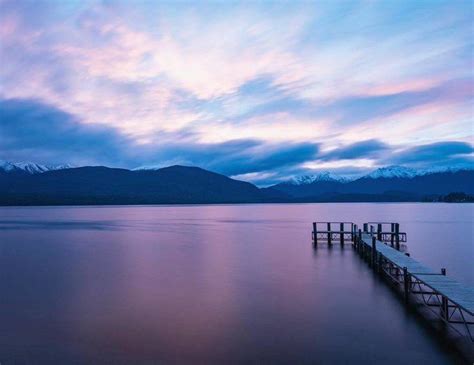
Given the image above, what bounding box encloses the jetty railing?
[366,222,407,249]
[312,222,354,246]
[312,221,407,249]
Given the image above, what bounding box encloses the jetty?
[312,221,474,348]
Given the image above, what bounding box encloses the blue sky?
[0,0,472,185]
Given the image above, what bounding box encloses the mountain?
[272,167,474,199]
[0,161,472,205]
[0,160,73,174]
[0,165,276,205]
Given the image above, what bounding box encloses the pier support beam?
[371,236,377,269]
[395,223,400,250]
[357,229,362,252]
[327,222,332,245]
[390,223,395,247]
[403,267,410,303]
[441,268,449,320]
[313,222,317,247]
[340,223,344,246]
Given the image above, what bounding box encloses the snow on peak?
[14,162,51,174]
[49,163,75,171]
[420,165,473,175]
[0,160,74,174]
[132,165,163,171]
[365,166,418,179]
[0,160,18,172]
[290,171,348,185]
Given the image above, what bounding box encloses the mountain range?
[0,160,473,205]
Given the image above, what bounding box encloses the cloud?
[0,98,320,181]
[388,141,474,166]
[320,139,389,161]
[208,142,319,176]
[0,98,134,166]
[0,1,472,185]
[318,78,474,127]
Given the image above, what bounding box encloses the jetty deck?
[312,222,474,345]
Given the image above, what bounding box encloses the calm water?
[0,203,472,364]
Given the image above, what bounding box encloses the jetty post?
[377,224,382,241]
[340,223,344,246]
[390,223,395,247]
[371,236,377,269]
[403,267,410,303]
[395,223,400,250]
[313,222,317,247]
[358,229,362,252]
[441,268,448,320]
[327,222,332,245]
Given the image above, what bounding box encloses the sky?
[0,0,473,186]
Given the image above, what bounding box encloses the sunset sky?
[0,0,472,185]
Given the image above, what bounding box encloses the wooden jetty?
[312,221,474,346]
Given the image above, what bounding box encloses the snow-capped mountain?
[272,165,474,199]
[364,166,418,179]
[132,165,164,171]
[419,165,472,176]
[285,165,474,185]
[289,171,348,185]
[363,165,473,179]
[0,160,74,174]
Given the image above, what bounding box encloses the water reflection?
[0,203,470,364]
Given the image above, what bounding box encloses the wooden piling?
[358,229,362,252]
[371,236,377,268]
[390,223,395,247]
[340,223,344,246]
[441,268,448,320]
[327,222,332,245]
[377,224,382,241]
[363,223,368,232]
[313,222,317,246]
[395,223,400,250]
[403,267,410,303]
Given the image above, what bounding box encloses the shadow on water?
[0,219,217,232]
[0,219,122,230]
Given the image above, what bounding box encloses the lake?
[0,203,472,364]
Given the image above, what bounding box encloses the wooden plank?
[361,235,435,274]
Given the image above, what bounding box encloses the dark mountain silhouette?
[0,164,472,205]
[0,165,272,205]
